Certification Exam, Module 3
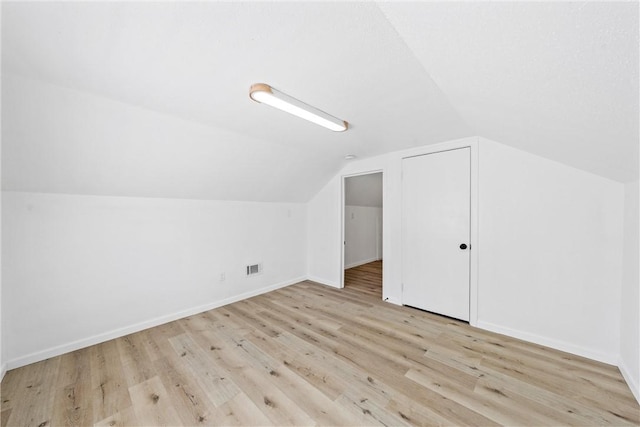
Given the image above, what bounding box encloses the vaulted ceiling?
[2,2,637,202]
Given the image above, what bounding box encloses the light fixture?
[249,83,348,132]
[344,154,357,160]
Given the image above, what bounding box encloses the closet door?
[401,147,471,321]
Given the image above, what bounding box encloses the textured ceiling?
[2,2,637,202]
[379,1,639,182]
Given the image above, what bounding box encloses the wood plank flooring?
[2,272,639,426]
[344,260,382,299]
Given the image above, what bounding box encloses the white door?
[401,148,470,321]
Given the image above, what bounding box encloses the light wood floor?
[2,273,639,426]
[344,260,382,299]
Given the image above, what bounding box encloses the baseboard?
[344,257,380,270]
[476,320,618,365]
[383,296,401,306]
[0,363,6,382]
[619,358,640,404]
[306,275,340,288]
[6,276,305,371]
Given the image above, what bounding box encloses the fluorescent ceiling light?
[249,83,348,132]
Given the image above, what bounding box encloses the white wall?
[0,179,2,369]
[344,205,382,268]
[344,173,383,208]
[1,0,4,379]
[307,178,342,287]
[2,191,306,369]
[620,180,639,401]
[306,136,625,364]
[477,138,623,364]
[0,210,2,378]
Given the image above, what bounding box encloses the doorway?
[342,172,383,298]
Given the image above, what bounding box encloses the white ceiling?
[378,1,639,183]
[2,2,637,202]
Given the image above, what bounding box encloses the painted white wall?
[0,55,3,386]
[345,174,383,208]
[0,0,4,379]
[477,138,624,364]
[0,190,2,382]
[307,179,342,287]
[307,136,625,364]
[2,191,306,369]
[344,206,382,268]
[620,180,639,402]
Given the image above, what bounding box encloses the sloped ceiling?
[378,1,639,183]
[2,2,637,203]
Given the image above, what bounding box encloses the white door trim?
[341,170,384,291]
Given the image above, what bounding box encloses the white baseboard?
[344,257,381,270]
[6,276,305,371]
[1,363,6,382]
[619,358,640,404]
[307,275,340,289]
[476,320,618,365]
[383,296,401,306]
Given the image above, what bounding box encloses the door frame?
[341,170,384,291]
[400,143,478,325]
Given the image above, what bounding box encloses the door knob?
[459,243,468,250]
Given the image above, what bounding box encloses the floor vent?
[246,263,262,276]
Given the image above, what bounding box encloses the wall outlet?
[219,272,225,282]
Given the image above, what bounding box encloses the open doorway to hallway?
[344,260,382,299]
[343,172,383,298]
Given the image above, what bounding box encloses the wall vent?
[246,263,262,276]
